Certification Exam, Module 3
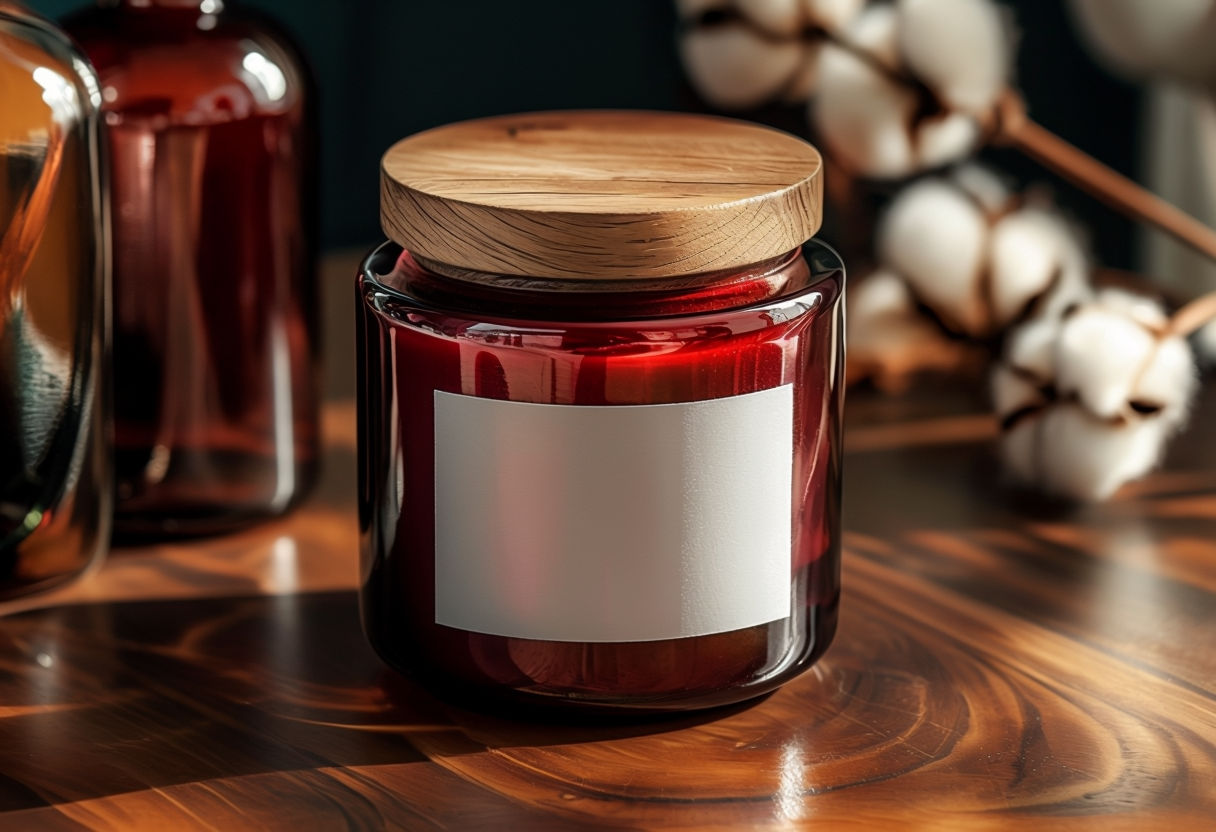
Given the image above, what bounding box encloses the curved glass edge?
[358,239,845,328]
[0,6,111,586]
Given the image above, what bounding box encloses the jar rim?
[360,239,844,327]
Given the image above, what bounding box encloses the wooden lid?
[380,110,823,279]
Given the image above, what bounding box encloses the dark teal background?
[30,1,1142,268]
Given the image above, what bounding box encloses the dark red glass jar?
[358,243,843,711]
[65,0,318,537]
[360,111,843,711]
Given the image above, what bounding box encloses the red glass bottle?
[359,112,844,712]
[65,0,318,537]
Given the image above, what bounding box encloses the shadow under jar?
[65,0,319,538]
[358,111,844,712]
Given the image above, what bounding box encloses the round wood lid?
[380,110,823,279]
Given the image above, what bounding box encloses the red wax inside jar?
[357,242,843,711]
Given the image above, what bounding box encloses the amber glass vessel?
[0,3,110,599]
[65,0,318,538]
[359,112,843,712]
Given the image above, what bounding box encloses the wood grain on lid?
[380,110,823,279]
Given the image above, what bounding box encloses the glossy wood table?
[2,261,1214,828]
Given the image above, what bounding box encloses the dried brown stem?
[826,43,1216,265]
[1168,291,1216,337]
[992,92,1216,265]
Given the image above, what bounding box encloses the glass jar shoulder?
[0,8,103,143]
[359,242,844,349]
[64,5,307,125]
[0,7,104,297]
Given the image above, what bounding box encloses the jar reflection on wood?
[0,3,110,599]
[358,112,844,711]
[64,0,319,538]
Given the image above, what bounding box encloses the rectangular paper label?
[433,386,793,643]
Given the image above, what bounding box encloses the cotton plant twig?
[990,92,1216,265]
[836,21,1216,265]
[679,0,1216,265]
[1165,290,1216,338]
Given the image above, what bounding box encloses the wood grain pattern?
[0,258,1214,829]
[380,111,823,278]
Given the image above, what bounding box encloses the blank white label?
[433,385,793,643]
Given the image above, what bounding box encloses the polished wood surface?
[380,111,823,278]
[2,257,1215,829]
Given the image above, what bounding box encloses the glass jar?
[358,111,843,712]
[0,3,110,599]
[64,0,318,538]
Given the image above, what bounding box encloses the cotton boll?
[993,323,1056,489]
[1035,406,1170,501]
[1029,273,1090,330]
[987,209,1090,328]
[991,320,1055,486]
[813,43,918,177]
[811,3,989,177]
[950,163,1010,215]
[878,177,989,335]
[1089,286,1169,330]
[994,290,1200,501]
[847,270,923,376]
[676,0,866,108]
[1053,289,1187,422]
[838,2,901,66]
[994,376,1173,502]
[1055,301,1161,419]
[812,6,913,174]
[1108,292,1197,446]
[1002,314,1059,382]
[897,0,1009,113]
[846,269,973,390]
[850,269,913,320]
[987,214,1058,324]
[737,0,804,36]
[847,269,930,358]
[1069,0,1216,87]
[880,170,1092,338]
[681,22,805,109]
[1129,334,1197,429]
[915,113,982,172]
